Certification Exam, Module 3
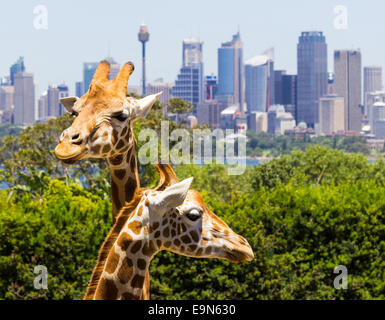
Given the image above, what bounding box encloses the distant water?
[192,158,260,166]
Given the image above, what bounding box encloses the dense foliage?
[0,104,384,299]
[246,131,371,157]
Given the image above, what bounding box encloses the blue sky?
[0,0,384,95]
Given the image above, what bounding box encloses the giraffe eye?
[71,111,78,117]
[186,209,201,222]
[113,112,128,122]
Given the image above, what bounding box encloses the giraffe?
[54,60,161,223]
[85,164,254,300]
[54,60,161,299]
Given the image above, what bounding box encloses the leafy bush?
[0,179,111,299]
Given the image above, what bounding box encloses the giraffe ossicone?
[85,164,254,300]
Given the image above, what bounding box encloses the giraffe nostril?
[72,134,80,141]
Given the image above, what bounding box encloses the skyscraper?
[297,31,328,127]
[217,32,245,113]
[58,83,69,115]
[171,38,204,112]
[146,79,173,115]
[0,86,14,110]
[14,72,35,124]
[75,81,84,97]
[205,75,218,100]
[10,57,25,86]
[364,66,382,115]
[281,74,297,119]
[245,49,274,113]
[274,70,286,105]
[83,62,98,94]
[319,95,345,135]
[334,49,362,133]
[38,91,48,122]
[47,85,60,117]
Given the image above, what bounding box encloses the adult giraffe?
[54,60,161,299]
[85,164,254,300]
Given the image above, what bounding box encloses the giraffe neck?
[93,237,154,300]
[108,140,139,224]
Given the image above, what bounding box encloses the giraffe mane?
[84,188,145,300]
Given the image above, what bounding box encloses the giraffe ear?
[129,92,162,120]
[60,96,79,113]
[149,177,193,216]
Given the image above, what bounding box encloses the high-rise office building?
[364,66,382,115]
[10,57,25,86]
[334,49,362,134]
[282,74,297,119]
[217,32,245,113]
[58,83,69,115]
[0,86,14,110]
[47,85,60,118]
[245,49,274,113]
[183,38,203,66]
[205,75,218,100]
[319,95,345,135]
[196,100,222,129]
[146,79,173,114]
[83,62,99,94]
[297,31,328,127]
[366,91,385,132]
[274,70,286,105]
[38,92,48,121]
[75,81,84,97]
[14,72,35,124]
[171,38,204,112]
[372,101,385,138]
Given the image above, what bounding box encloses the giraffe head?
[87,164,253,299]
[116,164,253,266]
[54,60,161,164]
[142,164,254,263]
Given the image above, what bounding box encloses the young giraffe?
[54,60,160,299]
[85,164,254,300]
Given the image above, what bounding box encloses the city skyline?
[0,1,384,96]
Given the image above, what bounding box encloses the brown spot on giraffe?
[117,233,133,252]
[111,181,121,211]
[91,144,101,154]
[94,278,118,300]
[131,275,145,288]
[109,154,123,166]
[127,220,142,235]
[114,169,126,180]
[116,139,125,150]
[137,259,146,270]
[117,257,134,284]
[121,292,139,300]
[102,144,111,153]
[121,126,128,137]
[105,251,120,274]
[130,241,142,254]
